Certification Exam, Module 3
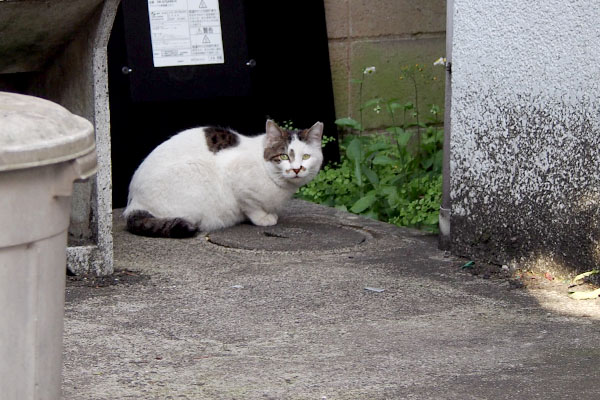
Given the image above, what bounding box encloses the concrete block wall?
[324,0,447,130]
[449,0,600,276]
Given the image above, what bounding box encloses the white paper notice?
[148,0,225,67]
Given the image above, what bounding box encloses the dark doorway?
[108,0,338,208]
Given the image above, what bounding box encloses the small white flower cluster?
[363,66,376,75]
[433,57,447,66]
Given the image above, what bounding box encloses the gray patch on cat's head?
[205,127,239,153]
[264,120,290,161]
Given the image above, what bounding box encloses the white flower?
[363,66,376,75]
[433,57,447,66]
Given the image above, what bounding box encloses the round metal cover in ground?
[207,217,369,251]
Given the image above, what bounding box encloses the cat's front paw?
[250,212,278,226]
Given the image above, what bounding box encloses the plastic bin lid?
[0,91,95,172]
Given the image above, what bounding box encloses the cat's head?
[263,120,324,187]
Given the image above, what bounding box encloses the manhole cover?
[206,217,368,251]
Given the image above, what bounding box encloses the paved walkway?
[63,200,600,399]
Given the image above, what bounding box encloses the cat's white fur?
[123,120,323,231]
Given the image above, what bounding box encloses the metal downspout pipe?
[439,0,453,250]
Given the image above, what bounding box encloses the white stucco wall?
[449,0,600,273]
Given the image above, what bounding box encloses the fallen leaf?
[572,269,600,284]
[461,261,474,269]
[568,288,600,300]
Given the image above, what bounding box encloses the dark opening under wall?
[108,0,339,208]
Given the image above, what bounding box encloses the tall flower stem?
[358,79,364,137]
[359,66,376,137]
[410,75,421,149]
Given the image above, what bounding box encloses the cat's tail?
[125,210,198,238]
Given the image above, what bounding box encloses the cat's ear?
[304,122,324,145]
[265,119,284,143]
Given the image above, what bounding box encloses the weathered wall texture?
[0,0,118,275]
[324,0,446,130]
[0,0,105,74]
[450,0,600,275]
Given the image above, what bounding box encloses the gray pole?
[439,0,453,250]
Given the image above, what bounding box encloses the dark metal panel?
[120,0,252,101]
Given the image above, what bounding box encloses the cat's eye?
[279,154,289,160]
[302,154,311,160]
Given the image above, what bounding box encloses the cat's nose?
[292,168,301,174]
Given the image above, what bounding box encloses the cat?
[123,119,324,238]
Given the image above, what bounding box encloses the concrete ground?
[63,200,600,399]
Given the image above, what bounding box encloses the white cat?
[123,120,324,237]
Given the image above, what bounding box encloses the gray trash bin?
[0,92,97,400]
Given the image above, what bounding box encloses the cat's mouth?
[287,167,306,178]
[286,173,306,183]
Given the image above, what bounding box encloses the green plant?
[297,61,445,233]
[299,127,443,232]
[333,66,377,136]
